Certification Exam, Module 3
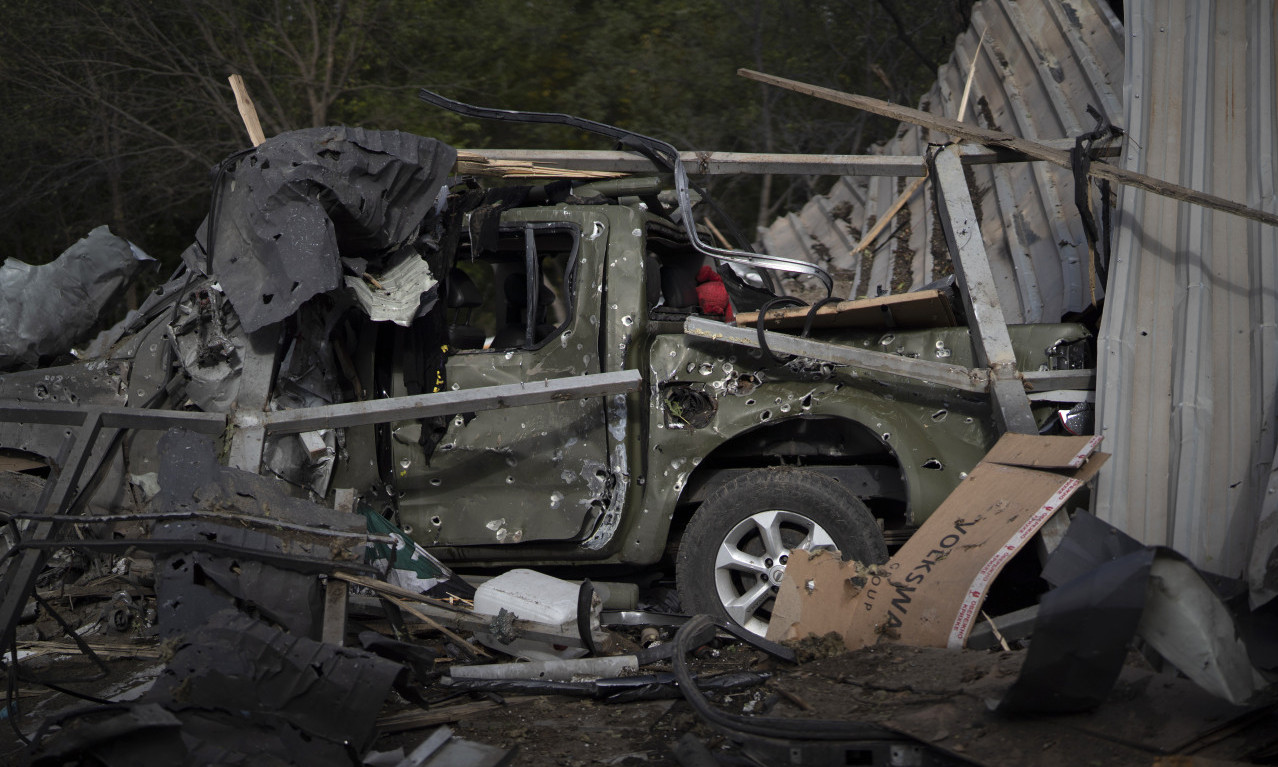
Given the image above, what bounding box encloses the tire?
[675,467,888,637]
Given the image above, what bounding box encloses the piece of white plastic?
[471,569,588,660]
[448,655,639,682]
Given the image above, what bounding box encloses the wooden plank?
[227,74,266,147]
[321,489,356,646]
[464,149,927,177]
[16,639,164,660]
[933,146,1037,435]
[333,571,607,654]
[738,68,1278,229]
[384,595,485,660]
[734,289,956,331]
[377,699,544,733]
[843,31,976,263]
[684,316,988,394]
[321,575,349,646]
[0,455,47,473]
[850,175,927,259]
[454,151,623,179]
[37,583,153,600]
[332,572,486,658]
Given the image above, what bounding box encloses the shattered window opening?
[450,224,579,352]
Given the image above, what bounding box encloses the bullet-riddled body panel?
[586,204,650,551]
[393,210,616,546]
[345,200,1093,569]
[609,331,998,564]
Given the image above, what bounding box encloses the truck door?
[389,218,615,545]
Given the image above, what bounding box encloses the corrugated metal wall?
[759,0,1278,597]
[1095,0,1278,591]
[757,0,1123,323]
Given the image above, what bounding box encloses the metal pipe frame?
[0,369,643,653]
[246,369,643,435]
[462,141,1118,177]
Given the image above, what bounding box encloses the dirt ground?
[6,629,1275,767]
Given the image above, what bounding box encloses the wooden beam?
[734,289,956,331]
[932,146,1037,435]
[320,488,356,646]
[683,316,989,394]
[332,571,609,654]
[738,68,1278,228]
[228,74,266,147]
[378,700,516,733]
[850,174,926,258]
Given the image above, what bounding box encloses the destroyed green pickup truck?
[0,123,1092,637]
[329,180,1093,636]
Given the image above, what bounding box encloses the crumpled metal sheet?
[0,225,152,371]
[154,538,325,639]
[145,609,402,754]
[29,611,405,766]
[344,246,440,326]
[168,282,248,412]
[1095,0,1278,604]
[155,428,364,535]
[756,0,1123,321]
[181,126,456,332]
[999,513,1273,714]
[260,303,343,495]
[149,428,367,638]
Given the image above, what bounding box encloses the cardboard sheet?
[981,432,1103,470]
[767,434,1107,650]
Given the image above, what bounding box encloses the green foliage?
[0,0,970,278]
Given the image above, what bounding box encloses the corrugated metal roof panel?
[1095,0,1278,591]
[758,0,1123,323]
[757,0,1278,598]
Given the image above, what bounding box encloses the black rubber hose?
[755,296,808,365]
[671,615,900,742]
[417,88,834,295]
[800,296,843,339]
[577,578,601,656]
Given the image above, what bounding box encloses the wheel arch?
[674,464,887,635]
[672,414,909,538]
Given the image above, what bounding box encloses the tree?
[0,0,971,276]
[0,0,399,271]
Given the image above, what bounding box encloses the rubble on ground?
[2,430,1275,766]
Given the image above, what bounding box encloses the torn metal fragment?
[999,513,1273,713]
[183,126,456,332]
[0,225,152,372]
[344,247,440,326]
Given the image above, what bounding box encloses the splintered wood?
[734,289,957,331]
[454,151,624,179]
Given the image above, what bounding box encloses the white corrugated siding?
[1096,0,1278,595]
[757,0,1123,323]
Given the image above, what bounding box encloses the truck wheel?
[675,467,887,636]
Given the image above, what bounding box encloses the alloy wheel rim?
[713,509,836,636]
